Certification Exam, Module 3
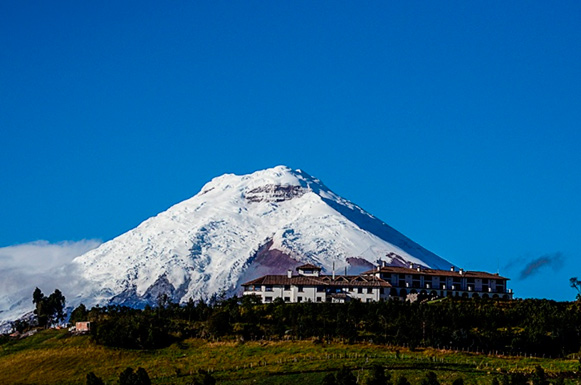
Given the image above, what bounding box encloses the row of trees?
[9,287,66,333]
[324,364,561,385]
[74,296,581,356]
[86,367,151,385]
[32,287,66,328]
[83,363,562,385]
[86,367,215,385]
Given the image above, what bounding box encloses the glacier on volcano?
[0,166,452,327]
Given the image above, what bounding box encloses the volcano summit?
[70,166,451,309]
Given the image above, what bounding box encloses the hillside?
[1,329,579,385]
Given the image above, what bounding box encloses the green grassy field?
[1,330,579,385]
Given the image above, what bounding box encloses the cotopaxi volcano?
[70,166,452,309]
[1,166,453,327]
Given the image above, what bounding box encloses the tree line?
[66,295,581,357]
[84,363,564,385]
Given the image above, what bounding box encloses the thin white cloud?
[0,240,101,324]
[0,239,101,273]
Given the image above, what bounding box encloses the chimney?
[416,266,421,272]
[332,261,335,280]
[459,268,464,275]
[450,266,455,272]
[287,270,292,278]
[409,262,414,269]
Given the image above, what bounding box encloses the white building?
[241,264,391,303]
[365,262,513,300]
[242,262,513,303]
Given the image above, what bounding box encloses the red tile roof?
[365,266,509,280]
[241,274,391,288]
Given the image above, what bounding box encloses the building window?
[367,288,373,294]
[316,297,322,302]
[357,288,363,294]
[297,297,303,302]
[298,286,304,292]
[366,298,372,303]
[265,285,273,292]
[284,297,290,302]
[284,285,290,291]
[264,297,272,303]
[317,286,325,292]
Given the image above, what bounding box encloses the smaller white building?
[241,264,391,303]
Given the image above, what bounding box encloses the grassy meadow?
[1,329,580,385]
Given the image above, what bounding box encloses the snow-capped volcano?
[69,166,451,308]
[0,166,454,329]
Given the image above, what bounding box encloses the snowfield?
[0,166,451,329]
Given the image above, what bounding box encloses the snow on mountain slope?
[69,166,451,309]
[0,166,453,329]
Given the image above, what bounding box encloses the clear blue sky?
[1,1,580,301]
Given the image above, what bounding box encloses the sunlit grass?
[1,330,579,384]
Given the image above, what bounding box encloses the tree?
[135,368,151,385]
[32,287,48,327]
[33,287,44,305]
[188,369,216,385]
[532,365,548,385]
[336,366,357,385]
[70,303,88,324]
[367,364,391,385]
[322,373,337,385]
[11,319,29,334]
[510,373,527,385]
[570,277,581,301]
[47,289,66,325]
[452,378,464,385]
[395,376,411,385]
[119,367,151,385]
[491,377,500,385]
[86,372,104,385]
[207,310,231,337]
[32,288,66,327]
[420,372,440,385]
[119,368,135,385]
